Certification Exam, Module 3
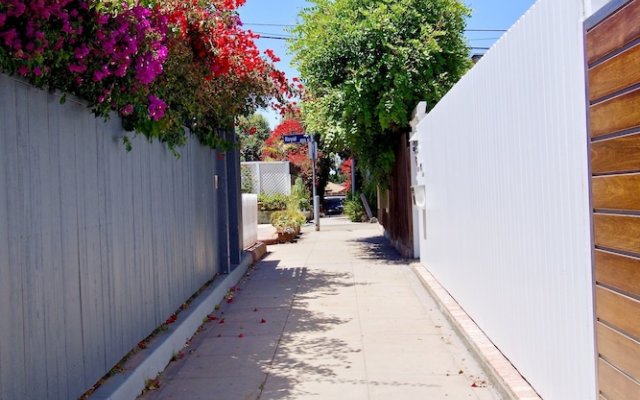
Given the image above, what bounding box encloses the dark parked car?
[323,196,345,215]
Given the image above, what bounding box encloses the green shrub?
[288,195,310,212]
[258,193,289,211]
[344,194,365,222]
[290,177,311,211]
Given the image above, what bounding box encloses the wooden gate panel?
[587,1,640,398]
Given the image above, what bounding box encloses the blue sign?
[282,134,312,144]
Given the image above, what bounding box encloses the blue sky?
[238,0,537,127]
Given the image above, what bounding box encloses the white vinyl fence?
[242,194,258,249]
[413,1,596,399]
[242,161,291,195]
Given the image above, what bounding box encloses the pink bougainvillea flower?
[8,2,26,17]
[68,64,87,73]
[93,70,106,82]
[147,95,167,121]
[96,13,110,25]
[74,44,90,60]
[1,28,17,46]
[120,104,134,116]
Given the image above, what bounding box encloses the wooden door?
[586,1,640,399]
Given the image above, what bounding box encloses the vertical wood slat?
[94,119,108,374]
[0,71,9,399]
[586,0,640,64]
[59,98,85,396]
[105,119,125,367]
[0,72,27,400]
[19,83,50,395]
[42,90,67,398]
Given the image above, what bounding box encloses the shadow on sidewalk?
[143,229,421,400]
[255,263,365,398]
[348,235,406,263]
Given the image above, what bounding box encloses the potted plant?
[270,209,306,242]
[270,211,297,242]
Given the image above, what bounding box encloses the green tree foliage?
[291,0,471,185]
[236,113,271,161]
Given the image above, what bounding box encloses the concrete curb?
[410,263,542,400]
[246,241,267,263]
[92,252,254,400]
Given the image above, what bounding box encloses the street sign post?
[282,133,320,231]
[283,134,312,144]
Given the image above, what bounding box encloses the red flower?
[264,49,280,63]
[165,314,178,324]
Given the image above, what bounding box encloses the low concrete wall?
[242,194,258,249]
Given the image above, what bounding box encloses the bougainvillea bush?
[0,0,293,151]
[261,118,320,190]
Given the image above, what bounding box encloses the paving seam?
[350,260,372,400]
[256,229,314,399]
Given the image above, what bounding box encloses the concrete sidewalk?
[142,220,500,400]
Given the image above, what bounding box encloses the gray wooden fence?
[0,74,241,399]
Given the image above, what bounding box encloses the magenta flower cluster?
[0,0,169,121]
[148,95,167,121]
